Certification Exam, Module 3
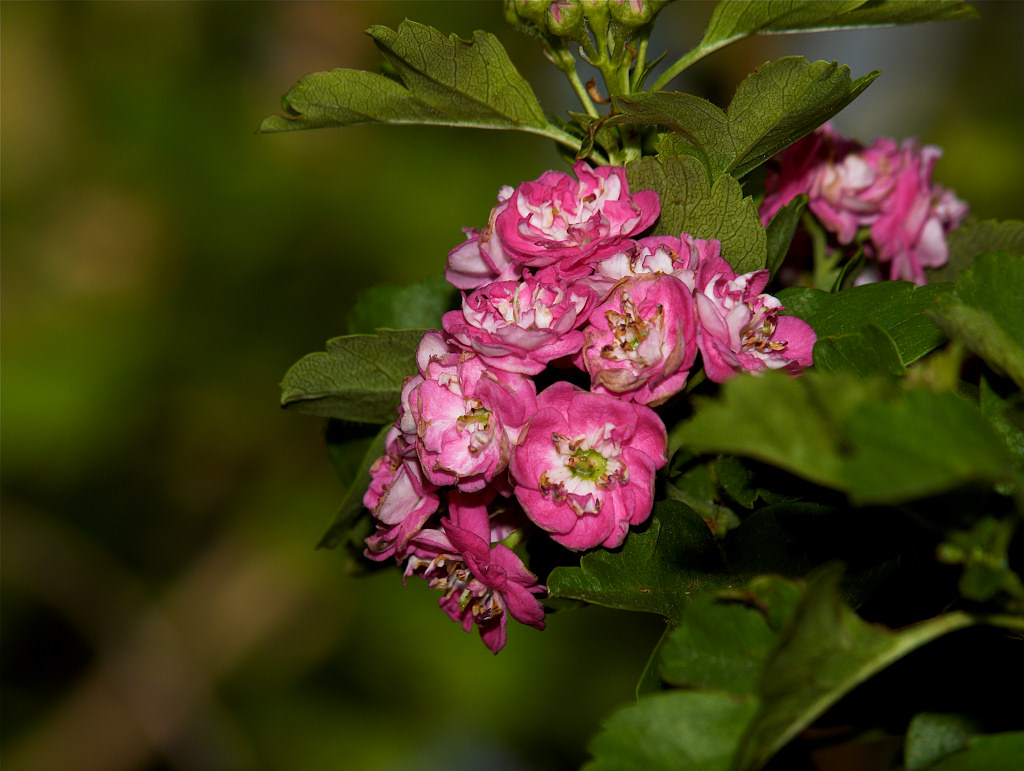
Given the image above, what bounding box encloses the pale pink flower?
[510,381,667,551]
[363,423,440,562]
[576,274,698,406]
[584,232,719,300]
[404,488,546,654]
[760,124,968,285]
[401,332,537,492]
[442,272,597,375]
[694,256,816,382]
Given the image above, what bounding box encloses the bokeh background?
[2,3,1021,770]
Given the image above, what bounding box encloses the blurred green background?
[2,3,1020,770]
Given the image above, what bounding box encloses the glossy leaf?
[546,500,730,623]
[625,154,766,273]
[317,423,390,553]
[260,21,553,137]
[280,329,423,422]
[732,568,977,771]
[929,251,1024,388]
[346,276,456,334]
[812,323,907,377]
[926,219,1024,283]
[585,690,759,771]
[615,58,877,179]
[777,281,952,365]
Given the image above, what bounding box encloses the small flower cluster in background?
[362,162,817,652]
[760,123,969,285]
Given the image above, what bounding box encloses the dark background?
[3,3,1021,769]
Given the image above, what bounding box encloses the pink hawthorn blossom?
[694,256,816,383]
[404,488,546,654]
[444,162,660,289]
[576,273,698,406]
[760,124,968,285]
[442,272,597,375]
[400,332,537,492]
[510,381,668,551]
[363,423,440,562]
[584,232,720,300]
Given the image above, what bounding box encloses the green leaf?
[765,194,808,280]
[732,568,978,771]
[659,589,783,695]
[937,516,1024,608]
[926,731,1024,771]
[812,323,907,377]
[926,219,1024,284]
[625,155,766,273]
[672,371,1015,504]
[777,281,953,365]
[585,690,759,771]
[614,58,877,179]
[280,329,423,423]
[260,21,556,139]
[905,713,973,771]
[727,58,879,178]
[346,276,456,335]
[317,422,390,562]
[929,251,1024,389]
[546,500,731,624]
[842,388,1016,504]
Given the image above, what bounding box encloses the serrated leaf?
[672,371,1014,504]
[346,276,456,335]
[260,21,551,135]
[926,219,1024,283]
[585,690,759,771]
[812,323,907,377]
[546,500,731,623]
[777,281,952,365]
[701,1,975,53]
[726,58,879,178]
[317,422,390,553]
[625,155,766,273]
[615,58,878,180]
[732,567,978,771]
[905,712,973,771]
[928,251,1024,388]
[280,329,423,422]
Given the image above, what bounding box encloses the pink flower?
[510,381,667,550]
[760,124,968,285]
[401,332,537,491]
[584,232,719,300]
[442,272,597,375]
[363,424,440,562]
[868,140,969,284]
[694,256,816,382]
[404,488,546,654]
[576,274,698,406]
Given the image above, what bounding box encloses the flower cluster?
[364,162,816,652]
[760,123,969,285]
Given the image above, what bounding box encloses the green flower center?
[567,448,608,482]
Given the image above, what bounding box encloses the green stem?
[550,43,601,119]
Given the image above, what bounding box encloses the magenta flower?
[363,423,440,562]
[510,381,668,550]
[493,161,660,273]
[760,124,968,285]
[694,256,816,382]
[868,140,969,284]
[404,488,546,654]
[442,272,597,375]
[401,332,537,492]
[585,232,719,300]
[576,274,698,406]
